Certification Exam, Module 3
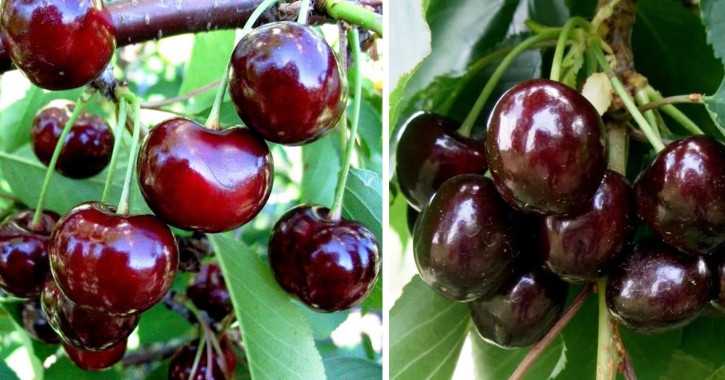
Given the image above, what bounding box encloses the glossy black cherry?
[49,202,178,316]
[168,338,237,380]
[63,340,126,371]
[0,0,116,90]
[634,135,725,255]
[22,299,60,344]
[186,263,232,322]
[487,79,607,214]
[269,205,380,312]
[395,112,488,210]
[606,238,712,334]
[137,118,273,233]
[229,21,346,145]
[413,174,517,302]
[541,171,634,282]
[31,101,114,179]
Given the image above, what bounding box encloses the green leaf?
[297,305,348,340]
[619,326,681,380]
[0,359,20,380]
[45,356,122,380]
[342,168,382,243]
[680,316,725,368]
[390,276,469,380]
[707,365,725,380]
[706,79,725,136]
[360,276,382,313]
[0,303,44,380]
[323,357,382,380]
[178,30,236,114]
[702,0,725,65]
[208,234,326,380]
[137,303,192,344]
[301,134,342,206]
[660,350,715,380]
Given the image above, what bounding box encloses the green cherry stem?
[242,0,282,35]
[116,90,142,215]
[643,87,704,135]
[297,0,311,24]
[325,0,383,37]
[596,277,620,380]
[30,88,96,230]
[589,38,665,152]
[101,99,128,203]
[457,28,561,138]
[634,89,662,140]
[550,17,592,82]
[330,27,363,221]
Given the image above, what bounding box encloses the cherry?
[486,78,607,214]
[708,252,725,312]
[63,340,126,371]
[22,299,60,344]
[406,206,419,235]
[395,112,488,210]
[41,277,139,351]
[634,135,725,255]
[49,201,178,316]
[186,263,232,322]
[0,0,116,90]
[137,118,273,233]
[413,174,517,302]
[30,101,114,179]
[0,209,59,298]
[169,337,236,380]
[229,21,346,145]
[606,238,712,334]
[177,232,213,272]
[269,205,380,312]
[541,170,634,282]
[469,266,568,348]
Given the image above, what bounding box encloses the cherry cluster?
[398,77,725,348]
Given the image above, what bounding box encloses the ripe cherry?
[229,21,346,145]
[63,340,127,371]
[186,263,232,322]
[177,232,213,272]
[606,238,712,334]
[168,337,237,380]
[0,210,59,298]
[395,112,488,211]
[22,299,60,344]
[469,266,568,348]
[137,118,273,233]
[0,0,116,90]
[49,202,178,316]
[487,78,607,214]
[269,205,380,312]
[31,101,114,179]
[541,170,634,282]
[413,174,517,302]
[634,135,725,255]
[41,277,139,351]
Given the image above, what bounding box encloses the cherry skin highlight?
[49,202,178,316]
[0,0,116,90]
[487,78,607,214]
[269,205,380,312]
[395,112,488,211]
[137,118,273,233]
[229,21,346,145]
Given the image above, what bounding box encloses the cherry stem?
[596,276,624,380]
[30,88,96,230]
[643,87,705,135]
[589,38,665,152]
[101,99,129,204]
[188,333,207,379]
[606,123,628,175]
[204,63,231,131]
[116,90,142,215]
[634,89,663,140]
[330,28,363,220]
[298,0,311,24]
[242,0,283,35]
[458,28,561,138]
[509,284,592,380]
[324,0,383,36]
[141,80,220,110]
[550,17,592,82]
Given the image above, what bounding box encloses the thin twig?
[140,80,221,109]
[621,351,638,380]
[637,94,703,112]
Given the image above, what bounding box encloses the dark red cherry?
[22,299,60,344]
[606,238,712,334]
[63,340,126,371]
[469,266,568,348]
[395,112,488,210]
[30,101,114,179]
[413,174,517,302]
[541,170,634,282]
[49,201,178,316]
[0,0,116,90]
[177,232,213,272]
[487,78,607,214]
[168,338,236,380]
[186,263,232,322]
[0,210,59,298]
[229,21,346,145]
[41,278,139,351]
[634,136,725,255]
[137,118,273,233]
[269,205,380,312]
